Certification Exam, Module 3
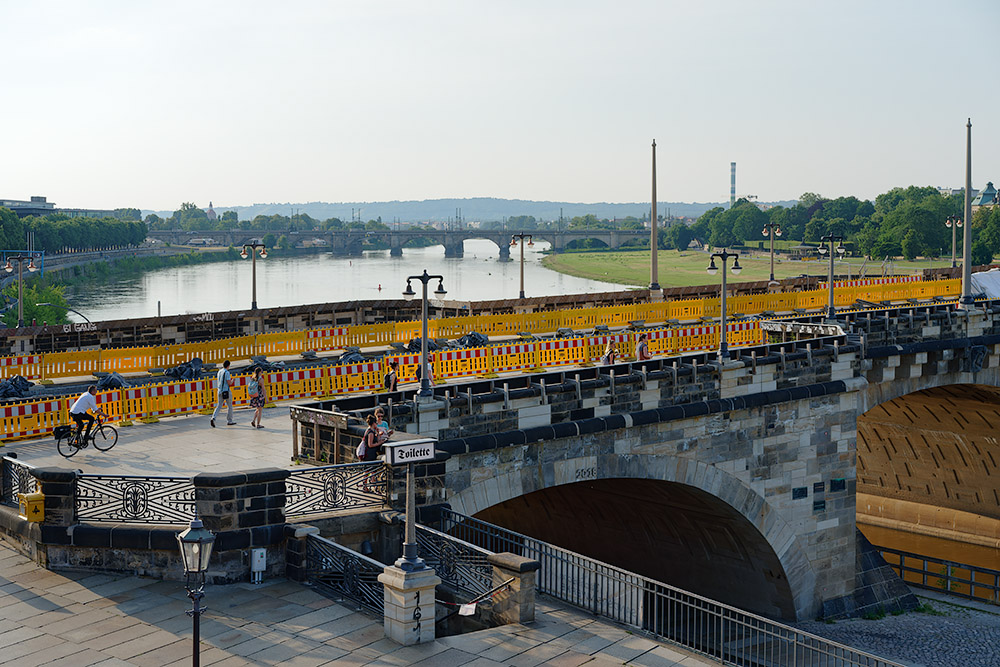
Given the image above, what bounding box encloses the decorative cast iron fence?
[76,474,195,524]
[0,456,36,506]
[438,509,905,667]
[305,532,385,615]
[876,544,1000,605]
[285,462,388,518]
[415,524,493,598]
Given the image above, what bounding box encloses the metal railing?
[876,544,1000,605]
[415,523,493,597]
[285,462,388,518]
[76,474,195,524]
[439,509,904,667]
[305,533,385,615]
[0,456,36,506]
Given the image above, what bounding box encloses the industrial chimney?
[730,162,736,208]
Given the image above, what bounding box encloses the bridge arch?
[447,453,816,620]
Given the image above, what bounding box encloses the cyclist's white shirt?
[71,392,97,415]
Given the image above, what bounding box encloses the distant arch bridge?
[146,228,649,259]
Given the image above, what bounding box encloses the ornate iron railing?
[305,533,384,615]
[76,474,195,524]
[285,462,387,518]
[876,544,1000,605]
[438,509,904,667]
[0,456,36,506]
[415,524,493,598]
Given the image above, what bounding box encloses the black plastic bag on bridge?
[406,337,440,353]
[96,372,130,390]
[457,331,489,348]
[164,357,203,381]
[0,375,34,399]
[248,356,287,372]
[338,350,365,364]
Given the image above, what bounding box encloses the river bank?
[541,248,953,288]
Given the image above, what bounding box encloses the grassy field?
[541,249,954,288]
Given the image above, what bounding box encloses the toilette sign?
[384,439,437,465]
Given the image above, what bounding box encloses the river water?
[64,240,623,322]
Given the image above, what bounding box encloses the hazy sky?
[3,1,998,212]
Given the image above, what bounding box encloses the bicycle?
[56,417,118,458]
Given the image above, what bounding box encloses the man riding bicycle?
[70,386,109,443]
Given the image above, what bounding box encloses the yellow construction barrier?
[0,277,966,385]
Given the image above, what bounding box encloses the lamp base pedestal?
[379,565,441,645]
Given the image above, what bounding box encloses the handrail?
[438,509,905,667]
[875,544,1000,605]
[305,532,385,615]
[0,455,36,506]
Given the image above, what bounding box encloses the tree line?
[1,207,147,254]
[668,187,999,264]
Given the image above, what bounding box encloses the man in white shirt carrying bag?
[70,385,109,442]
[211,360,236,427]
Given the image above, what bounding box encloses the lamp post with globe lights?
[818,234,846,320]
[3,254,40,328]
[403,270,446,398]
[240,241,268,310]
[945,215,962,269]
[176,518,215,667]
[510,233,534,299]
[762,221,782,284]
[706,250,741,361]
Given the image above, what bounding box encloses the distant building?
[206,201,218,221]
[937,186,980,198]
[0,195,115,219]
[972,182,999,215]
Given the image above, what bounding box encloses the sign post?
[384,438,437,571]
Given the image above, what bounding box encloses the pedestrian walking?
[248,367,267,429]
[636,333,653,361]
[600,341,617,365]
[211,360,236,427]
[383,360,398,392]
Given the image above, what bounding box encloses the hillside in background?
[145,197,797,223]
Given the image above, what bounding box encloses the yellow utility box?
[18,492,44,522]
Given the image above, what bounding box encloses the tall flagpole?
[649,140,660,291]
[960,118,973,307]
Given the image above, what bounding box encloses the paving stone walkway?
[795,593,1000,667]
[0,544,714,666]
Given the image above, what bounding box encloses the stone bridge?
[147,228,648,258]
[291,301,1000,622]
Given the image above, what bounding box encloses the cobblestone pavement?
[795,595,1000,667]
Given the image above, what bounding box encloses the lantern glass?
[176,518,215,575]
[402,282,416,300]
[706,262,718,276]
[434,281,447,297]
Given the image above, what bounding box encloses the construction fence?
[0,278,961,384]
[0,322,765,441]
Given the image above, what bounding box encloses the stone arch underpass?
[446,454,813,621]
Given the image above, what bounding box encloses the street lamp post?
[36,302,91,323]
[3,254,40,328]
[706,250,742,361]
[945,215,962,269]
[510,233,534,299]
[818,234,846,320]
[403,270,446,398]
[761,221,782,284]
[240,241,268,310]
[176,518,215,667]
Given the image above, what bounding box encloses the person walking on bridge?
[211,360,236,427]
[636,333,653,361]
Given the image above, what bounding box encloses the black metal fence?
[415,524,493,598]
[76,474,195,524]
[285,462,387,518]
[438,509,905,667]
[0,456,36,506]
[305,532,385,615]
[876,544,1000,605]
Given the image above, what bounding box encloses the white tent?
[970,268,1000,298]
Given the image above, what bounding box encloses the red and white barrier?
[491,343,537,373]
[0,354,43,379]
[0,398,67,438]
